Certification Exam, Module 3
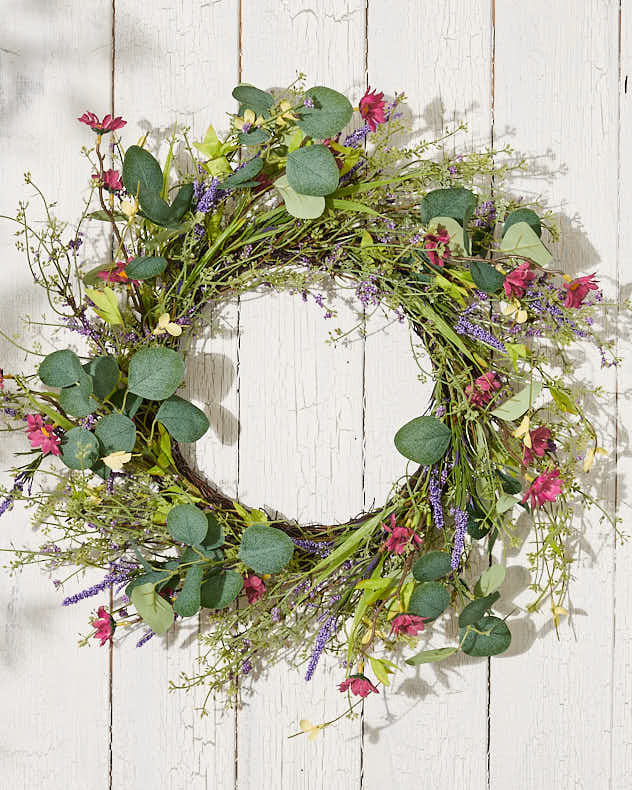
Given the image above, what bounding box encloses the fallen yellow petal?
[102,451,132,471]
[513,415,530,438]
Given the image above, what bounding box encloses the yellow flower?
[512,414,532,447]
[232,108,265,132]
[583,446,607,472]
[299,719,323,741]
[552,605,568,628]
[275,99,297,127]
[102,451,132,471]
[153,313,182,337]
[501,299,528,324]
[120,197,139,219]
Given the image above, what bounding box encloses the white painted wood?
[0,2,112,786]
[362,4,493,788]
[110,3,240,788]
[491,3,620,789]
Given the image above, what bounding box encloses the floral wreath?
[0,78,619,734]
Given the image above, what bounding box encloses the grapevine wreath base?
[0,79,619,732]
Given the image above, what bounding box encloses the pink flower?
[92,606,115,646]
[383,513,422,554]
[96,260,138,285]
[563,274,599,308]
[503,262,536,299]
[465,371,502,407]
[521,468,563,508]
[338,674,379,698]
[243,574,266,604]
[92,168,123,192]
[26,414,61,456]
[359,87,387,132]
[78,112,127,134]
[390,613,426,637]
[522,426,555,466]
[423,226,451,267]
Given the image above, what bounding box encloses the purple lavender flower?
[242,659,253,675]
[61,562,135,606]
[291,537,332,557]
[450,507,468,569]
[303,96,315,109]
[455,315,506,353]
[136,629,154,648]
[305,615,338,681]
[356,275,380,307]
[429,470,444,530]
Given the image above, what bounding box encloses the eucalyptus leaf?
[420,187,477,226]
[496,493,519,514]
[394,416,451,465]
[59,370,96,417]
[60,427,100,470]
[232,84,275,116]
[500,221,552,267]
[200,570,243,609]
[203,513,224,549]
[156,395,209,442]
[286,145,340,197]
[173,564,204,617]
[428,216,467,255]
[238,524,294,574]
[130,582,174,635]
[94,413,136,454]
[477,564,506,596]
[139,191,174,226]
[127,347,185,401]
[408,581,451,621]
[297,86,353,138]
[274,175,325,219]
[470,260,505,293]
[238,128,270,146]
[405,646,458,666]
[168,183,194,222]
[125,570,170,598]
[125,256,168,281]
[458,591,501,628]
[459,615,511,657]
[167,504,208,546]
[490,381,543,422]
[503,208,541,238]
[83,355,119,400]
[412,551,452,582]
[38,349,83,388]
[123,145,163,198]
[221,158,263,189]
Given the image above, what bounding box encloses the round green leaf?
[412,551,453,582]
[221,157,263,189]
[477,564,506,596]
[125,570,170,598]
[38,349,83,388]
[203,513,224,549]
[167,504,208,545]
[420,187,477,226]
[83,355,119,400]
[232,84,275,116]
[503,208,541,238]
[155,395,209,443]
[169,184,194,223]
[61,427,100,470]
[408,581,451,621]
[470,261,505,294]
[59,370,96,417]
[131,582,174,635]
[286,145,340,197]
[238,524,294,574]
[200,570,243,610]
[459,615,511,657]
[94,413,136,454]
[238,128,271,146]
[394,416,452,465]
[458,591,501,628]
[500,221,552,267]
[490,381,543,422]
[139,191,173,226]
[125,256,168,281]
[127,347,185,401]
[297,86,353,139]
[173,564,204,618]
[274,175,325,219]
[123,145,163,198]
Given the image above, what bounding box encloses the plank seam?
[109,3,116,788]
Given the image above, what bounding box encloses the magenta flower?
[338,674,379,698]
[92,606,115,646]
[563,274,598,308]
[359,87,387,132]
[521,468,563,508]
[96,260,138,285]
[78,112,127,134]
[390,613,426,637]
[92,168,123,192]
[423,226,451,267]
[522,426,555,466]
[465,371,502,407]
[243,574,266,604]
[383,513,422,554]
[26,414,61,456]
[503,262,536,299]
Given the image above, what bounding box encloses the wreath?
[0,79,618,732]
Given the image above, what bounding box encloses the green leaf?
[173,564,204,617]
[238,128,270,146]
[490,381,543,422]
[200,570,243,609]
[88,209,128,222]
[477,564,506,596]
[550,386,579,415]
[156,395,209,443]
[506,342,527,373]
[125,256,168,281]
[60,427,100,470]
[459,615,511,657]
[470,260,505,294]
[408,581,451,621]
[328,198,380,216]
[130,582,174,635]
[369,656,395,686]
[59,370,96,417]
[125,570,171,598]
[274,174,325,219]
[232,84,275,116]
[500,221,552,267]
[83,356,119,400]
[405,646,458,666]
[221,158,263,189]
[297,86,353,138]
[168,183,194,222]
[38,349,83,388]
[167,504,208,545]
[139,191,174,226]
[420,187,477,226]
[412,551,453,582]
[458,591,501,628]
[85,287,123,326]
[496,492,519,514]
[127,347,184,401]
[503,208,541,238]
[238,524,294,574]
[428,216,467,255]
[394,416,452,465]
[123,145,163,198]
[94,413,136,454]
[286,145,340,197]
[203,513,224,549]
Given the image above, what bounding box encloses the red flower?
[338,674,379,698]
[522,426,555,466]
[423,226,451,267]
[92,169,123,192]
[96,260,138,285]
[563,274,598,308]
[92,606,115,646]
[503,262,536,299]
[0,369,4,390]
[383,513,422,554]
[243,574,266,604]
[390,613,426,637]
[359,87,387,132]
[78,112,127,134]
[465,371,502,407]
[521,468,563,508]
[26,414,61,456]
